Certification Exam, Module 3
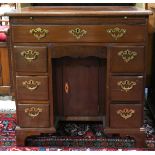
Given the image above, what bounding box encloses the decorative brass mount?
[118,49,137,63]
[117,80,136,92]
[21,50,39,62]
[117,108,135,120]
[106,27,126,40]
[69,28,87,39]
[25,107,43,118]
[22,80,41,91]
[29,27,48,40]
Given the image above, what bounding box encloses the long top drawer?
[12,24,146,43]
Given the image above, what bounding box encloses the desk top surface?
[5,6,152,17]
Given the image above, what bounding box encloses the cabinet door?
[62,57,100,116]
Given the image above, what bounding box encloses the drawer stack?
[109,46,145,128]
[13,45,50,128]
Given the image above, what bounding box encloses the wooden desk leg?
[15,127,56,146]
[120,133,145,148]
[16,130,41,146]
[105,128,145,148]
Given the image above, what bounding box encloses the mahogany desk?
[5,6,152,147]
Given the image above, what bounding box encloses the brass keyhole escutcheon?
[64,82,69,94]
[69,28,87,39]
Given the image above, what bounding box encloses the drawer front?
[16,76,48,100]
[17,104,49,127]
[110,104,142,128]
[12,25,145,43]
[14,46,48,73]
[110,76,143,101]
[110,46,144,73]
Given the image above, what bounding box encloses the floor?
[0,96,16,113]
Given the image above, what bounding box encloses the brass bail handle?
[25,107,43,118]
[64,82,69,94]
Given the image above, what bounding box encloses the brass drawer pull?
[64,82,69,94]
[106,27,126,40]
[22,80,41,91]
[117,80,136,92]
[117,108,135,120]
[118,49,137,63]
[21,50,39,62]
[29,27,48,40]
[25,107,43,118]
[69,28,87,39]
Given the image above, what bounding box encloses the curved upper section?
[5,6,152,17]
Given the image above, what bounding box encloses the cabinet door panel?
[62,58,100,116]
